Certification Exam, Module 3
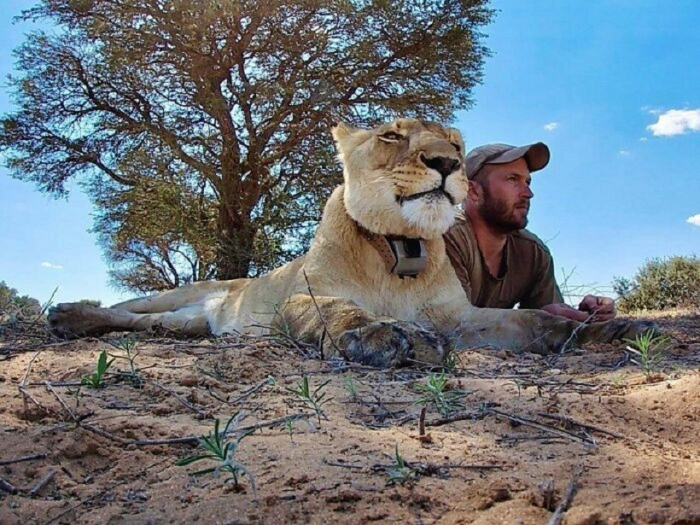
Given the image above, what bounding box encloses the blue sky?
[1,0,698,307]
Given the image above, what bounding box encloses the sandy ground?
[0,311,698,524]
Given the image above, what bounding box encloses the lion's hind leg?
[110,280,244,314]
[48,297,217,339]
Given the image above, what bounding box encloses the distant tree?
[0,281,41,319]
[613,255,700,312]
[0,0,493,291]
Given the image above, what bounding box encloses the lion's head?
[332,118,467,240]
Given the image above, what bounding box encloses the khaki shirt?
[444,215,563,309]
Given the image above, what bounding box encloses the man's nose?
[522,184,534,199]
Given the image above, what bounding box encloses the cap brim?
[487,142,550,173]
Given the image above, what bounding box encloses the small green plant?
[609,373,626,388]
[344,375,358,401]
[385,444,417,486]
[624,330,670,380]
[282,418,296,442]
[285,375,332,424]
[510,378,524,397]
[108,336,143,388]
[81,350,115,389]
[414,372,470,416]
[175,412,255,492]
[443,350,457,374]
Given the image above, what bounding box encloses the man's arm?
[542,295,616,323]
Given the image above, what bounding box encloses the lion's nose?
[419,154,460,178]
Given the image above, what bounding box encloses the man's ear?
[467,179,483,204]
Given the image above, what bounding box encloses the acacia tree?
[1,0,493,290]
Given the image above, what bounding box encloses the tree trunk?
[215,201,257,280]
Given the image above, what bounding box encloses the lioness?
[49,119,653,367]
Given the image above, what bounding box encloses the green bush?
[0,281,41,320]
[613,255,700,313]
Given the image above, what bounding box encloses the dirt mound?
[1,312,698,524]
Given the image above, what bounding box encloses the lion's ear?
[332,121,358,141]
[332,122,371,159]
[331,122,359,154]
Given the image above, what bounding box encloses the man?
[444,142,615,323]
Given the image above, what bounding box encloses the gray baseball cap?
[465,142,550,180]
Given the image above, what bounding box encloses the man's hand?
[577,295,615,322]
[540,295,616,323]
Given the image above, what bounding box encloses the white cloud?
[647,109,700,136]
[639,137,648,142]
[41,262,64,270]
[543,122,558,131]
[618,150,631,156]
[687,214,700,227]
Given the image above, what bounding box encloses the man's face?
[476,158,534,232]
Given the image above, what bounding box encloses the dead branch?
[228,376,274,404]
[149,381,209,419]
[20,350,43,388]
[324,458,506,473]
[17,386,46,411]
[418,406,427,437]
[496,434,567,443]
[537,413,623,439]
[0,453,48,467]
[425,410,487,427]
[0,476,18,494]
[547,465,584,525]
[79,413,316,447]
[487,409,596,446]
[302,270,349,360]
[44,381,77,421]
[29,470,56,497]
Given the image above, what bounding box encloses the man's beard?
[479,187,529,232]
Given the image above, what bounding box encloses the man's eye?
[378,131,404,143]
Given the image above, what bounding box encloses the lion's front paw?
[339,321,447,368]
[48,303,112,339]
[580,318,660,346]
[614,319,660,342]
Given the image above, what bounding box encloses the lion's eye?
[378,131,404,143]
[451,143,462,154]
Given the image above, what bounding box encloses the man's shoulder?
[448,213,468,229]
[445,214,474,240]
[510,229,554,256]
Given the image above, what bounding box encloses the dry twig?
[487,409,596,446]
[0,453,48,467]
[150,380,209,418]
[302,270,349,360]
[547,465,584,525]
[29,470,56,497]
[228,376,274,404]
[425,410,487,427]
[0,476,18,494]
[537,413,623,439]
